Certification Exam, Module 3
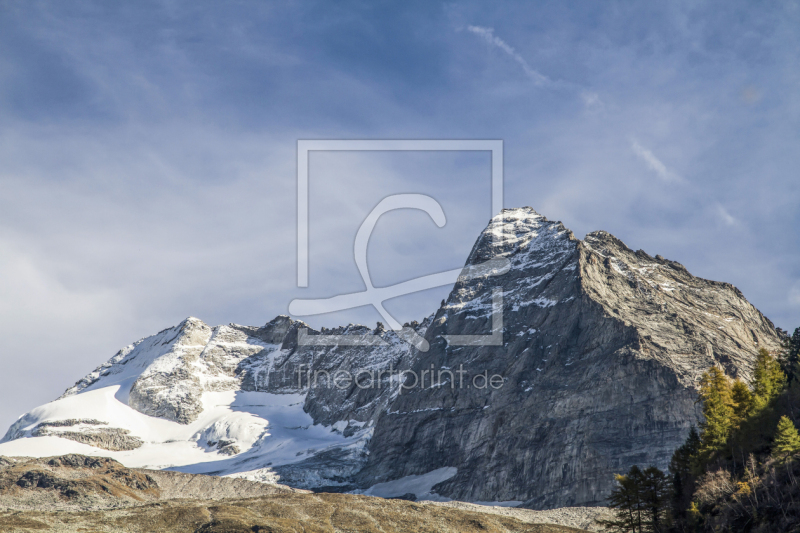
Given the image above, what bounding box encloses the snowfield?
[0,315,475,503]
[0,386,363,479]
[0,316,376,486]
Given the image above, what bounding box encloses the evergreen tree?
[752,348,786,411]
[600,465,645,533]
[784,327,800,384]
[669,427,700,526]
[773,415,800,458]
[600,465,670,533]
[731,378,753,428]
[727,377,758,477]
[779,328,793,377]
[641,466,670,532]
[780,327,800,421]
[697,366,734,463]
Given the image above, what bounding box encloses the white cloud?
[580,91,602,108]
[466,26,552,86]
[715,204,738,226]
[630,138,682,183]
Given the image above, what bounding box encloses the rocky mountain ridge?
[0,208,783,508]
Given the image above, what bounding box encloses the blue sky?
[1,0,799,431]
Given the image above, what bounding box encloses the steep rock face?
[579,231,775,383]
[235,316,312,394]
[300,322,428,430]
[127,319,213,424]
[356,208,782,508]
[235,317,429,431]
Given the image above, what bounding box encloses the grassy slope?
[0,493,589,533]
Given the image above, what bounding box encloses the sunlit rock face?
[358,208,781,508]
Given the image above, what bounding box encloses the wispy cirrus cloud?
[465,25,601,109]
[630,138,682,183]
[466,25,552,87]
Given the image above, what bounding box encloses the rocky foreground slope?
[0,208,782,509]
[0,454,303,511]
[0,454,595,532]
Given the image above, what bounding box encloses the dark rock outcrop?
[32,425,143,451]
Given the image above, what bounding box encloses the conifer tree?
[773,415,800,458]
[731,378,753,428]
[600,465,645,532]
[641,466,670,532]
[697,366,734,462]
[669,427,700,524]
[600,465,670,533]
[752,348,786,411]
[784,327,800,384]
[727,377,757,475]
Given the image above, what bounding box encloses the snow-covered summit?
[0,313,388,487]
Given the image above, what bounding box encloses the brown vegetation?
[0,493,589,533]
[0,454,591,532]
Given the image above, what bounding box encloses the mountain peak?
[0,208,784,510]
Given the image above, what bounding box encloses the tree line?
[600,327,800,533]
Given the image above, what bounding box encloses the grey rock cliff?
[355,208,781,508]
